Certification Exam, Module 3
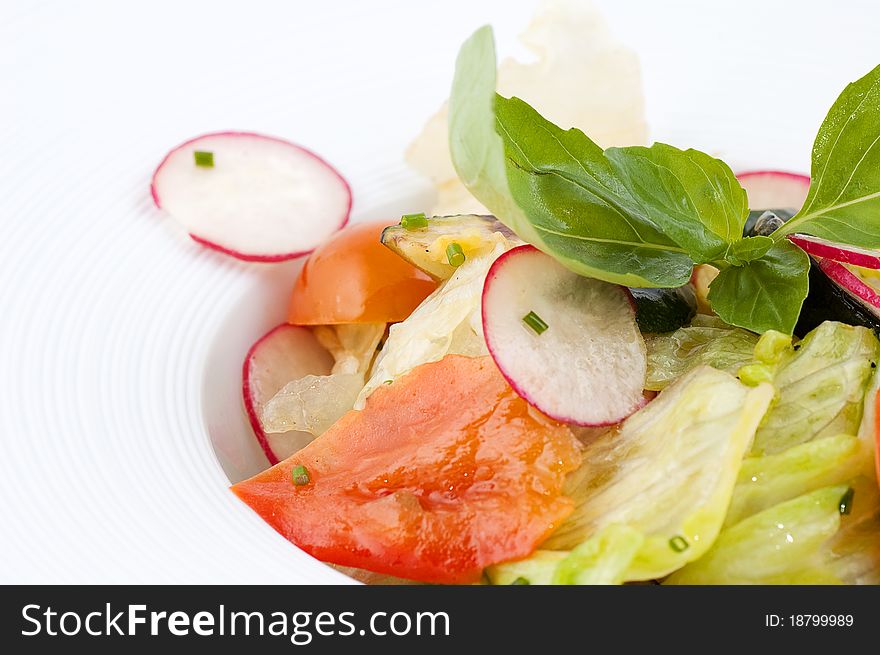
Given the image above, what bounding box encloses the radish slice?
[243,324,334,464]
[789,234,880,269]
[737,170,810,210]
[152,132,351,262]
[481,245,647,426]
[817,259,880,314]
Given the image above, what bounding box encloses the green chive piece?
[446,242,466,267]
[291,464,311,486]
[669,535,689,552]
[401,212,428,230]
[839,487,855,515]
[522,311,549,335]
[193,150,214,167]
[510,577,530,585]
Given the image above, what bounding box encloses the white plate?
[2,0,879,583]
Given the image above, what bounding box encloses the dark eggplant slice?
[795,258,880,337]
[628,285,697,334]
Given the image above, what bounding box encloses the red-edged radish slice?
[152,132,351,262]
[243,324,334,464]
[481,245,647,426]
[817,259,880,313]
[789,234,880,269]
[736,170,810,210]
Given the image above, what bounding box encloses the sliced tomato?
[288,221,437,325]
[232,355,582,583]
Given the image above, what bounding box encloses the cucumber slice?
[629,285,697,334]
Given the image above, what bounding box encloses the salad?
[152,9,880,584]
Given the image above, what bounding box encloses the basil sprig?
[450,27,880,335]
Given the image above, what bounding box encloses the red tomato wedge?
[232,355,582,583]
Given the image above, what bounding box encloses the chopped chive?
[383,379,393,385]
[839,487,855,515]
[446,242,465,267]
[522,311,549,335]
[669,535,689,552]
[401,212,428,230]
[291,464,311,486]
[193,150,214,167]
[510,577,530,585]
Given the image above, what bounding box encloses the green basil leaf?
[448,26,542,246]
[729,236,774,264]
[708,239,810,334]
[448,26,690,287]
[779,64,880,246]
[605,143,749,261]
[495,95,694,287]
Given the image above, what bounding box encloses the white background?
[2,0,879,582]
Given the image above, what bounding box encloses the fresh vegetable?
[725,434,870,527]
[817,259,880,312]
[486,551,567,586]
[260,323,385,439]
[260,373,364,437]
[481,245,647,426]
[628,285,697,333]
[552,525,645,585]
[288,221,437,325]
[400,212,428,230]
[789,234,880,269]
[776,66,880,248]
[751,321,880,455]
[232,355,582,584]
[242,324,335,465]
[193,150,213,168]
[357,239,511,407]
[796,259,880,336]
[735,171,810,211]
[449,27,880,335]
[876,391,880,485]
[644,316,759,391]
[822,478,880,584]
[151,132,351,262]
[665,486,848,584]
[312,323,386,376]
[541,366,773,581]
[380,214,517,280]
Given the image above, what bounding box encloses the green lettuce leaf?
[779,65,880,248]
[708,239,810,335]
[751,321,880,455]
[665,486,848,584]
[822,478,880,585]
[644,320,758,391]
[725,434,871,527]
[543,366,773,580]
[485,550,567,586]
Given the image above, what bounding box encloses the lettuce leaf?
[485,550,567,586]
[356,241,508,408]
[644,321,758,391]
[665,486,848,584]
[542,366,773,580]
[822,478,880,585]
[725,434,871,527]
[751,321,880,455]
